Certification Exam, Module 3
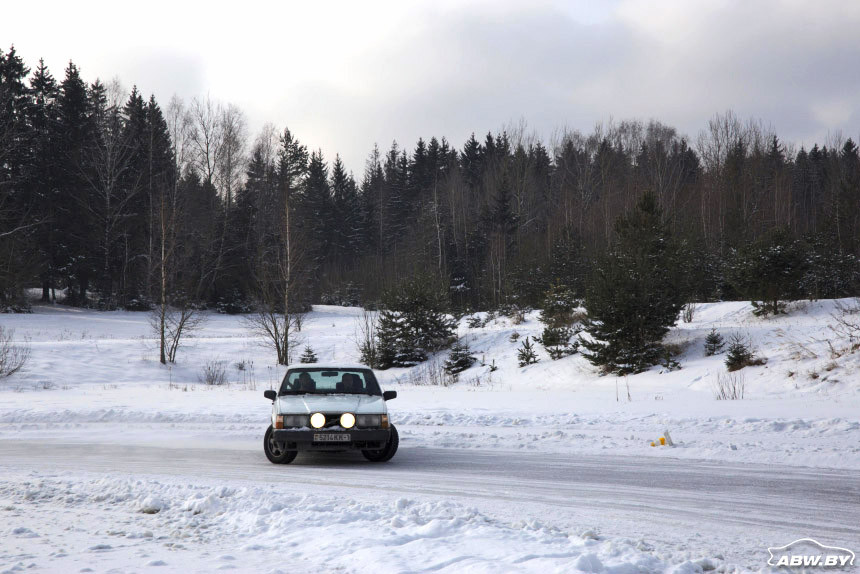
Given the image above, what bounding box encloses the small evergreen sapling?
[538,325,580,360]
[538,282,581,328]
[299,345,318,364]
[444,340,476,375]
[704,328,725,356]
[537,282,581,360]
[517,337,539,367]
[724,333,764,371]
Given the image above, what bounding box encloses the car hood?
[276,394,387,415]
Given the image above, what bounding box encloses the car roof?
[284,363,373,371]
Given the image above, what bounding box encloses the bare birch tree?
[244,127,308,365]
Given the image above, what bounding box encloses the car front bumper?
[272,428,391,451]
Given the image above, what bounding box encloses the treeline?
[1,46,859,314]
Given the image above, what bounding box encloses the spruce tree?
[539,325,579,360]
[580,193,684,374]
[704,328,725,356]
[517,336,539,367]
[299,345,318,364]
[27,59,60,302]
[443,339,476,375]
[303,150,331,267]
[56,61,97,304]
[728,227,808,316]
[538,282,581,328]
[0,46,34,307]
[375,277,455,369]
[725,333,756,371]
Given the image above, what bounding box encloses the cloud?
[3,0,859,170]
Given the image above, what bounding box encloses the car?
[262,364,399,464]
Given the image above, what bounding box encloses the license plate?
[313,433,350,442]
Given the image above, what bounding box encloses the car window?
[279,368,382,396]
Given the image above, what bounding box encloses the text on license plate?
[314,433,350,442]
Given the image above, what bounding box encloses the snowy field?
[1,300,859,573]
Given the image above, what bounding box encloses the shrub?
[400,357,453,386]
[216,289,253,315]
[124,297,154,312]
[660,348,681,372]
[354,309,379,368]
[713,371,745,400]
[0,327,30,379]
[199,359,227,385]
[682,302,697,323]
[499,304,528,325]
[466,314,486,329]
[517,337,539,367]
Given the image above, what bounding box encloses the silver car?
[262,364,398,464]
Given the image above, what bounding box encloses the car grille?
[322,413,345,428]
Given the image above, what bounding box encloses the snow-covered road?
[2,438,858,572]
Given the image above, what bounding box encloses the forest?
[2,46,859,321]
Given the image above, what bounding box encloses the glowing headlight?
[310,412,326,428]
[340,413,356,429]
[356,414,381,428]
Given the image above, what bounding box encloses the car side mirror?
[383,390,397,401]
[264,390,277,401]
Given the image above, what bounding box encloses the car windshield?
[279,368,382,396]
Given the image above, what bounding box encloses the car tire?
[264,425,298,464]
[362,424,399,462]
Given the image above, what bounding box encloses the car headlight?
[278,415,308,428]
[310,412,326,429]
[356,414,382,428]
[340,413,356,429]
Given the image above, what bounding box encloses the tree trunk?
[159,191,167,365]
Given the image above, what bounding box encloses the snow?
[1,299,859,572]
[0,470,686,573]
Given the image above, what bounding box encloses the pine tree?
[517,336,539,367]
[299,345,318,363]
[443,339,476,375]
[580,193,684,374]
[704,328,725,356]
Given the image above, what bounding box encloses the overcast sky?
[3,0,859,172]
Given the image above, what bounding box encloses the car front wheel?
[362,424,399,462]
[264,425,298,464]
